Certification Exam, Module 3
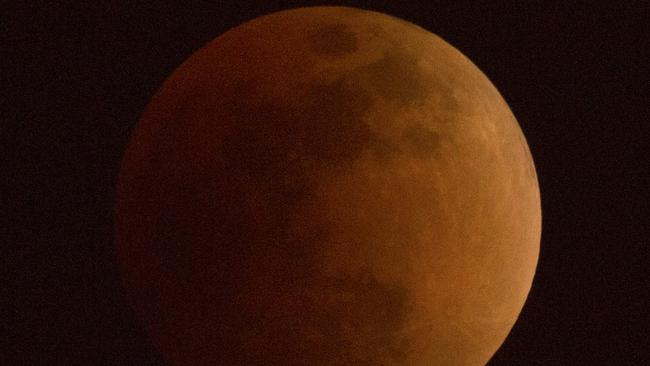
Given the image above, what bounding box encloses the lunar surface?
[115,6,541,366]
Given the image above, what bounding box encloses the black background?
[4,1,647,365]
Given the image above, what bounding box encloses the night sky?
[5,1,647,365]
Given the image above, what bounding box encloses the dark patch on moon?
[306,273,411,365]
[214,78,390,280]
[145,74,394,287]
[299,80,376,164]
[368,135,400,162]
[231,273,412,365]
[221,78,377,174]
[402,124,442,159]
[308,23,359,56]
[136,73,416,364]
[358,49,433,104]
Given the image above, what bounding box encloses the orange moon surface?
[115,6,541,366]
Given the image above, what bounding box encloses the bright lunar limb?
[115,6,541,366]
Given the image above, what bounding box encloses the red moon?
[115,6,541,365]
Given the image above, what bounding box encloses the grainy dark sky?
[5,1,646,365]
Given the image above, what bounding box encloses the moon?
[115,6,541,366]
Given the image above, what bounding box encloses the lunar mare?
[115,6,541,366]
